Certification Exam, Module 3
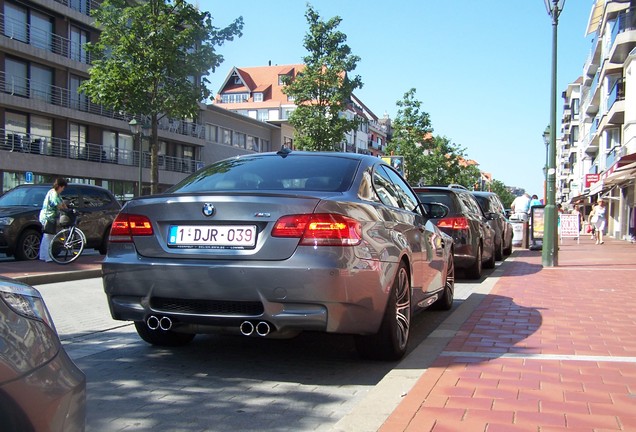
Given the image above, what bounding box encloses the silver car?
[103,150,454,360]
[0,276,86,431]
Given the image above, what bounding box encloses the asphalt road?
[35,267,502,432]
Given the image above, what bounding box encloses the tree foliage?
[488,179,516,209]
[282,4,362,151]
[384,88,433,182]
[80,0,243,193]
[386,89,483,187]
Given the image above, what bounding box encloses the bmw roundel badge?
[202,203,215,217]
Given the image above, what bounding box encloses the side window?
[460,193,481,216]
[82,188,114,208]
[61,187,80,207]
[372,166,401,208]
[380,166,419,212]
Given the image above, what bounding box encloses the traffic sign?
[25,171,33,183]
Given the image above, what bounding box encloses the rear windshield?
[415,191,458,213]
[473,195,491,212]
[168,154,359,193]
[0,187,47,207]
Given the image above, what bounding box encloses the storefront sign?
[585,173,600,188]
[559,214,580,242]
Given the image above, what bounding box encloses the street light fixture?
[542,125,550,203]
[542,0,566,268]
[129,118,150,197]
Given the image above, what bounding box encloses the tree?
[385,88,433,182]
[489,179,516,209]
[80,0,243,194]
[283,4,362,151]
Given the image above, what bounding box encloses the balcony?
[53,0,102,17]
[585,71,600,116]
[606,77,625,125]
[609,9,636,64]
[1,12,92,64]
[0,72,205,140]
[0,128,202,174]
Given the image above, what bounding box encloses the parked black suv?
[471,191,514,260]
[0,184,121,260]
[413,185,496,279]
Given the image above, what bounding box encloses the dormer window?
[234,76,242,85]
[278,74,287,86]
[254,92,263,102]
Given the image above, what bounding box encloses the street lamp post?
[542,0,565,268]
[129,119,150,197]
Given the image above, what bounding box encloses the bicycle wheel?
[49,228,85,264]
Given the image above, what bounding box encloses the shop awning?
[586,0,604,36]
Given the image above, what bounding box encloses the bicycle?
[49,207,87,264]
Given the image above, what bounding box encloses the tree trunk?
[150,113,159,194]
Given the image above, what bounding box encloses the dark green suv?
[0,184,121,260]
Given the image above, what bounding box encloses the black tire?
[15,229,41,261]
[484,242,496,269]
[98,228,110,255]
[495,237,504,261]
[433,252,455,311]
[465,244,482,280]
[355,262,411,361]
[134,321,195,347]
[503,235,513,256]
[49,228,84,264]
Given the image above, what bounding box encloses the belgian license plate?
[168,225,257,248]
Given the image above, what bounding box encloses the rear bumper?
[102,250,397,336]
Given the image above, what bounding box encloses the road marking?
[440,351,636,363]
[542,267,636,271]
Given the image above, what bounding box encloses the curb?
[330,255,513,432]
[12,269,103,286]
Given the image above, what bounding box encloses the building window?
[278,74,286,86]
[70,26,89,63]
[4,58,28,97]
[570,125,579,143]
[205,124,218,143]
[234,76,242,85]
[253,92,263,102]
[30,63,53,103]
[221,93,249,103]
[221,128,232,145]
[30,115,52,154]
[247,136,259,152]
[606,128,620,151]
[284,136,293,150]
[70,123,87,159]
[4,111,27,152]
[3,3,27,42]
[233,132,246,148]
[571,98,580,117]
[70,75,89,111]
[257,110,269,121]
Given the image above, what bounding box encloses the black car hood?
[0,206,39,218]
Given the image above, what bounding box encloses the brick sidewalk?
[380,237,636,431]
[0,254,103,285]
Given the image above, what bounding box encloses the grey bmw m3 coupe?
[102,149,454,360]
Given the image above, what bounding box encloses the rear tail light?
[437,216,470,230]
[272,213,362,246]
[109,214,154,242]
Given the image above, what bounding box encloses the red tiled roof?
[214,64,305,107]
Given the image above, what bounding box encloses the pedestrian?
[39,177,68,262]
[571,207,583,232]
[530,194,542,208]
[589,198,607,245]
[510,193,531,221]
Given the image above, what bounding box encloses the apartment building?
[563,0,636,240]
[0,0,277,200]
[212,63,389,155]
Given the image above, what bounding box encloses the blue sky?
[199,1,595,195]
